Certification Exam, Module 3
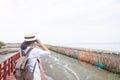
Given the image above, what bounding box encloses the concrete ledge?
[46,45,120,74]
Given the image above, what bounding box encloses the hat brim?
[24,37,36,41]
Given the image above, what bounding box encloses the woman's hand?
[36,38,49,51]
[36,39,41,44]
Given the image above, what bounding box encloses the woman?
[20,34,50,80]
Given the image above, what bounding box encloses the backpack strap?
[24,48,33,57]
[37,58,46,80]
[33,61,37,73]
[32,58,46,80]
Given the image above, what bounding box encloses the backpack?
[14,48,33,80]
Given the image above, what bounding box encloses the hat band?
[24,36,35,39]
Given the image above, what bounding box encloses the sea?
[56,43,120,52]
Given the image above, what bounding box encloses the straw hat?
[24,34,36,41]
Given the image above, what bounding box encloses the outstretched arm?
[36,39,49,51]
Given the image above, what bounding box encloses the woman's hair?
[20,41,35,50]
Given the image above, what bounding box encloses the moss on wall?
[0,41,5,48]
[46,45,120,74]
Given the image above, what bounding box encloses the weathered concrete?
[46,45,120,74]
[5,43,20,48]
[0,48,19,54]
[0,43,20,54]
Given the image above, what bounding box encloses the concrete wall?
[46,45,120,74]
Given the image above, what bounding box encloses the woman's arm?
[36,39,49,51]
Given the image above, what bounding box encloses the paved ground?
[6,51,120,80]
[6,73,16,80]
[41,51,120,80]
[3,44,120,80]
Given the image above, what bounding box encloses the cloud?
[0,0,120,44]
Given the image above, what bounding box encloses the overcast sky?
[0,0,120,44]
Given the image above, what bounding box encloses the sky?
[0,0,120,44]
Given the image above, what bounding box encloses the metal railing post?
[8,58,11,76]
[3,61,7,80]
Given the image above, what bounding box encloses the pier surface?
[0,44,119,80]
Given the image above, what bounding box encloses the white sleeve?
[42,51,51,54]
[36,48,51,55]
[38,50,51,58]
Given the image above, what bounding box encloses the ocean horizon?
[54,43,120,52]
